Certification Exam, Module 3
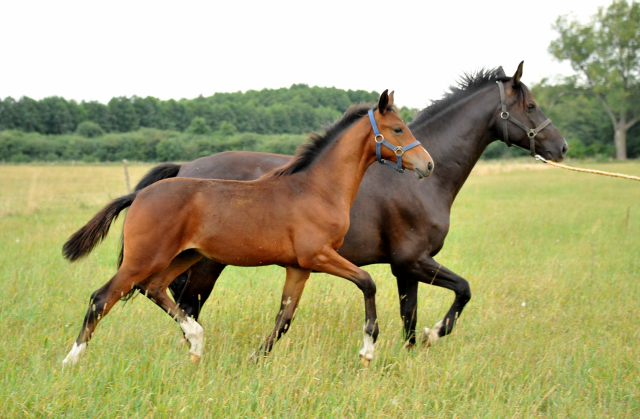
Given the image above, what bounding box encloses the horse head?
[371,90,434,178]
[495,62,568,162]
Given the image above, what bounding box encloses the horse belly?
[189,204,296,268]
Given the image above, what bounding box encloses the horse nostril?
[562,143,568,154]
[427,161,433,172]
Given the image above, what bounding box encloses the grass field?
[0,160,639,418]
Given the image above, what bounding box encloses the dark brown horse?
[62,91,434,366]
[131,63,568,349]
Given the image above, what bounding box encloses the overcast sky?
[1,0,612,109]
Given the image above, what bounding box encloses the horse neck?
[410,87,498,202]
[297,118,375,209]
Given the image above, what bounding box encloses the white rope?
[535,155,640,182]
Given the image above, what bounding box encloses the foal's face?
[374,90,434,178]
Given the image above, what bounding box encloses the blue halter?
[368,110,421,173]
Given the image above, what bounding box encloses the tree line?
[0,84,379,136]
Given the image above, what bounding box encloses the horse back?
[178,151,291,181]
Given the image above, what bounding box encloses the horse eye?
[393,128,403,133]
[527,103,535,110]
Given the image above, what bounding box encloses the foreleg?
[392,255,471,347]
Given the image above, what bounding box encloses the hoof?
[422,327,440,347]
[421,328,432,347]
[190,353,200,363]
[403,340,416,350]
[359,354,371,367]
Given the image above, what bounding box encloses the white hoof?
[359,334,375,365]
[422,320,444,347]
[62,342,87,366]
[180,317,204,359]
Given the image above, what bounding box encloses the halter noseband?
[497,80,552,157]
[368,110,421,173]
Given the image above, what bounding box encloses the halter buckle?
[394,146,404,156]
[500,111,509,120]
[527,130,536,138]
[375,134,384,143]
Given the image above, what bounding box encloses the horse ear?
[388,91,395,107]
[512,61,524,87]
[496,66,506,77]
[378,90,389,114]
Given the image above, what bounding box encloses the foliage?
[0,128,305,162]
[74,121,105,138]
[549,0,640,159]
[185,117,211,135]
[0,84,377,137]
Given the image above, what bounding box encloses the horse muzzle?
[414,159,434,179]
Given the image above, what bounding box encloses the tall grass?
[0,161,638,417]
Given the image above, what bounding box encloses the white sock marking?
[359,333,375,361]
[180,317,204,358]
[62,342,87,366]
[423,319,444,347]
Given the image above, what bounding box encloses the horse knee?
[354,272,376,296]
[458,279,471,303]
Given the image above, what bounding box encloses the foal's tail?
[63,192,139,262]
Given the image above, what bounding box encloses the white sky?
[0,0,612,109]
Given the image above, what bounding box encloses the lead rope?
[535,155,640,181]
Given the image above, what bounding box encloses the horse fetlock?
[359,333,375,365]
[422,319,444,347]
[180,317,203,358]
[62,342,87,366]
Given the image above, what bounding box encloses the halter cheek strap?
[497,80,552,157]
[367,110,421,173]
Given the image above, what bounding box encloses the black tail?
[63,192,138,262]
[133,163,182,191]
[114,163,182,268]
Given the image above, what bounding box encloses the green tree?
[82,101,111,132]
[549,0,640,160]
[16,97,42,132]
[75,121,105,138]
[108,97,139,133]
[186,116,211,135]
[40,97,74,134]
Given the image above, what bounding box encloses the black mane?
[269,103,379,177]
[411,68,511,126]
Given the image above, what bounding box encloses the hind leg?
[137,250,204,361]
[167,258,227,321]
[63,265,153,366]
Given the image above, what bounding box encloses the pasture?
[0,161,639,417]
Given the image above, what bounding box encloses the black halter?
[368,110,421,173]
[497,80,552,157]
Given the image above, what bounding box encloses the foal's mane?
[412,68,512,125]
[268,102,397,177]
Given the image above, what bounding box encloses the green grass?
[0,161,639,418]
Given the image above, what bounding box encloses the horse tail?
[63,191,139,262]
[133,163,182,191]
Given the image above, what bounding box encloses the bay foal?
[62,91,434,366]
